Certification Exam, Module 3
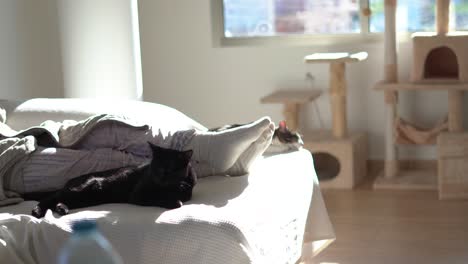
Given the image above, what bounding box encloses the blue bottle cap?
[71,220,97,233]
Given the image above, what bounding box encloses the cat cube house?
[438,133,468,200]
[412,32,468,82]
[303,131,367,189]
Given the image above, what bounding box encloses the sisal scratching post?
[330,62,347,138]
[437,0,450,35]
[383,0,399,179]
[283,103,300,131]
[304,52,367,139]
[385,93,399,178]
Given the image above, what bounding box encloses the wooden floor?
[310,186,468,263]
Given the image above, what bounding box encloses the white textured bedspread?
[0,149,334,264]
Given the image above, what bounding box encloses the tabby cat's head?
[274,121,303,145]
[148,142,193,186]
[266,121,303,154]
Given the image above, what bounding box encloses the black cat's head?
[148,142,193,186]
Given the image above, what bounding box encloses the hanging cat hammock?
[394,115,448,145]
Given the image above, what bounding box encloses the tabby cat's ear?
[279,120,287,132]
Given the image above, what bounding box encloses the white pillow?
[0,99,24,124]
[0,108,5,124]
[3,98,207,132]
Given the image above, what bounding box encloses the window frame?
[212,0,383,47]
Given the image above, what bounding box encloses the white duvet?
[0,149,334,264]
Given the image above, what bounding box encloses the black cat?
[28,143,196,218]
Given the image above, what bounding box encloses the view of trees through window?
[452,0,468,29]
[370,0,468,32]
[223,0,468,38]
[370,0,436,32]
[223,0,360,37]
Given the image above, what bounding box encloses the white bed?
[0,99,335,264]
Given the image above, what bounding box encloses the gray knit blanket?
[0,114,147,206]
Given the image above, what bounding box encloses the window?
[218,0,468,45]
[370,0,436,32]
[370,0,468,32]
[223,0,361,37]
[453,0,468,30]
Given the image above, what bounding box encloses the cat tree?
[303,52,368,189]
[374,0,468,191]
[262,52,368,189]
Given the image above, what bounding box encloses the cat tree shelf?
[304,52,368,64]
[374,81,468,91]
[260,89,322,131]
[373,168,438,190]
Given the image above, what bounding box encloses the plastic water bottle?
[58,220,124,264]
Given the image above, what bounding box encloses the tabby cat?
[29,143,196,218]
[209,120,303,154]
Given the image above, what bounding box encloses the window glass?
[370,0,436,32]
[453,0,468,30]
[223,0,360,38]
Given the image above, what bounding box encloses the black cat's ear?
[32,206,45,218]
[148,141,163,151]
[182,149,193,160]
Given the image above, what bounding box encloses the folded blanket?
[0,114,148,206]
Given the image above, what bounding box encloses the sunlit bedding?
[0,99,335,264]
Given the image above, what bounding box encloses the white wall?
[0,0,141,100]
[0,0,465,160]
[138,0,468,160]
[0,0,63,99]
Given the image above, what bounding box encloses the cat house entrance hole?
[312,152,341,181]
[424,46,459,79]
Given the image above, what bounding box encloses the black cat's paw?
[55,203,69,216]
[160,200,183,209]
[32,206,45,218]
[170,200,183,209]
